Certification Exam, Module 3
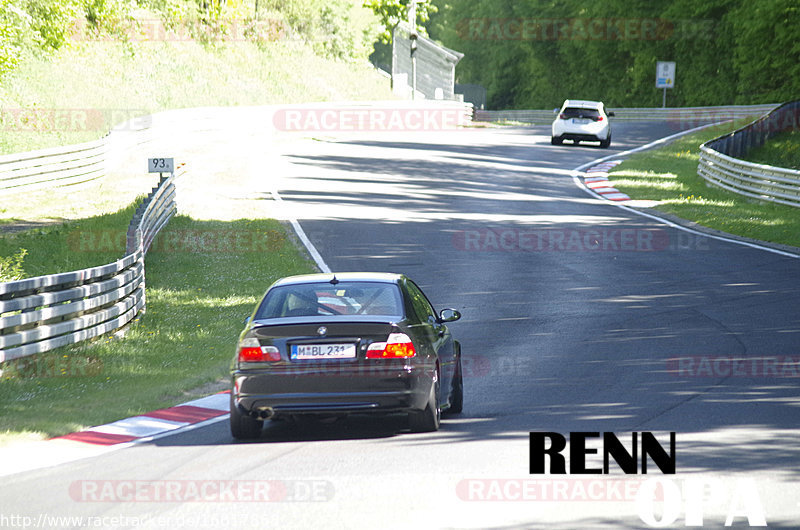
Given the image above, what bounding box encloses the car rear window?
[561,107,601,119]
[256,282,404,319]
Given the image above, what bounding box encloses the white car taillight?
[365,333,416,359]
[238,338,281,362]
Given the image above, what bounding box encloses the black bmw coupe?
[230,272,463,439]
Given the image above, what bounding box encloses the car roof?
[270,272,404,288]
[562,100,604,109]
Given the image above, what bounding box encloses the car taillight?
[596,116,604,121]
[559,113,567,119]
[238,338,281,362]
[366,333,416,359]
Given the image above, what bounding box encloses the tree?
[262,0,379,60]
[430,0,800,108]
[0,0,27,75]
[730,0,800,103]
[364,0,436,44]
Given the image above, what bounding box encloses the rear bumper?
[232,361,435,416]
[557,133,607,142]
[552,123,610,142]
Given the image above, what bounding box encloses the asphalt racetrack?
[3,121,799,529]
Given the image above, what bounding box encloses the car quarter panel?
[401,279,458,408]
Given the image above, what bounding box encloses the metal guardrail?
[0,110,157,196]
[0,138,107,195]
[699,101,800,208]
[0,171,178,362]
[702,101,800,158]
[1,100,476,363]
[474,109,552,123]
[697,149,800,207]
[474,104,778,124]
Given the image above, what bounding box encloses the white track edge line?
[270,189,332,273]
[571,123,800,259]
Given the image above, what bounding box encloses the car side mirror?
[244,316,251,325]
[608,111,615,117]
[439,308,461,323]
[553,108,559,114]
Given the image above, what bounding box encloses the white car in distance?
[551,100,613,148]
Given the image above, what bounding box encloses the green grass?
[741,129,800,170]
[0,215,316,438]
[0,171,169,229]
[608,123,800,248]
[0,204,135,279]
[0,15,386,439]
[0,23,395,154]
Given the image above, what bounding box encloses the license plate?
[291,343,356,360]
[572,118,589,124]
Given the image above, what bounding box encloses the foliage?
[0,0,134,66]
[363,0,436,44]
[261,0,379,60]
[0,0,28,76]
[3,0,798,108]
[83,0,132,30]
[0,248,26,282]
[729,0,800,104]
[22,0,82,51]
[429,0,800,109]
[0,0,381,81]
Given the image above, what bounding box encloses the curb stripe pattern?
[571,123,800,260]
[55,431,139,445]
[582,160,629,201]
[52,392,230,446]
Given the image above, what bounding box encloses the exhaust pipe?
[255,407,274,420]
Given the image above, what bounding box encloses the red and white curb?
[1,392,230,477]
[582,160,629,201]
[53,391,229,446]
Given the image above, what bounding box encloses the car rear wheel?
[409,375,440,433]
[230,395,264,440]
[550,136,563,145]
[599,135,611,148]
